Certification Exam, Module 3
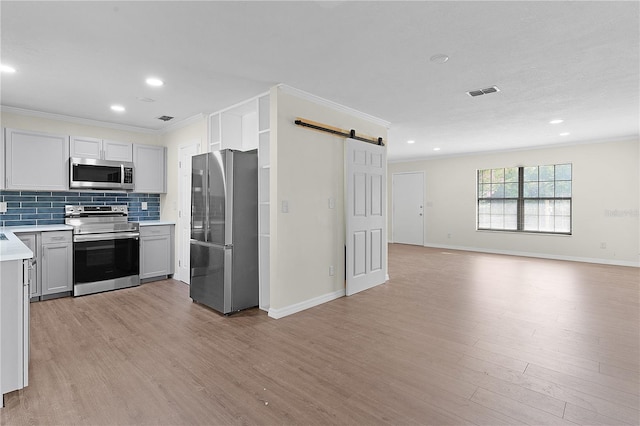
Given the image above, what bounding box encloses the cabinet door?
[17,233,40,299]
[103,140,133,162]
[133,144,166,193]
[140,235,170,279]
[0,129,5,190]
[0,259,28,393]
[70,136,102,159]
[6,128,69,191]
[41,242,73,295]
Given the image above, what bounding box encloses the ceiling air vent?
[157,115,174,121]
[466,86,500,97]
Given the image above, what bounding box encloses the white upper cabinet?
[71,136,133,162]
[5,128,69,191]
[0,129,5,190]
[210,96,261,153]
[133,144,167,194]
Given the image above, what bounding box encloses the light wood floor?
[2,245,639,425]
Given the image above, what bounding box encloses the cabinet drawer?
[140,225,171,237]
[41,231,72,244]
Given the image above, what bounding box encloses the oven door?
[73,232,139,286]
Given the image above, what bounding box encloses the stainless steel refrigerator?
[190,150,258,314]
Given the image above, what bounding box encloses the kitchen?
[1,1,638,424]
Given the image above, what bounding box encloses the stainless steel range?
[65,205,140,296]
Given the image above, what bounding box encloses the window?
[477,163,572,234]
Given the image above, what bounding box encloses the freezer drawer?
[189,241,231,314]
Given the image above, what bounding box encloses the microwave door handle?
[121,164,125,184]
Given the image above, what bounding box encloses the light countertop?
[0,230,34,262]
[136,221,175,226]
[6,224,73,233]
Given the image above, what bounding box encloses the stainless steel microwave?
[70,157,134,190]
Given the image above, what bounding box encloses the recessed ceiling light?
[146,77,164,87]
[0,64,16,73]
[559,132,570,136]
[549,119,564,124]
[407,140,415,144]
[429,54,449,64]
[110,105,125,112]
[433,147,441,151]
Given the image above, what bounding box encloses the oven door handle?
[74,232,140,242]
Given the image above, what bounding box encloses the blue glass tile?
[8,208,36,214]
[36,196,66,202]
[21,214,52,220]
[0,214,21,221]
[21,191,48,196]
[37,219,65,225]
[65,197,86,202]
[5,195,35,202]
[3,220,36,226]
[38,207,64,213]
[93,197,117,202]
[7,202,21,208]
[21,202,49,208]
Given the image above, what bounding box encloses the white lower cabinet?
[16,233,41,300]
[1,259,30,397]
[140,225,174,282]
[41,231,73,297]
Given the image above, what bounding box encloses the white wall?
[388,139,640,266]
[158,117,207,276]
[269,86,389,316]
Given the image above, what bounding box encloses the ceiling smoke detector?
[466,86,500,97]
[157,115,174,121]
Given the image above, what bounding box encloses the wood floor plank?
[1,244,638,425]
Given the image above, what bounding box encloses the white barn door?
[345,138,387,296]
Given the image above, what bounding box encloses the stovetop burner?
[64,205,138,235]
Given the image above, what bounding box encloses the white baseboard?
[268,288,346,319]
[422,243,640,268]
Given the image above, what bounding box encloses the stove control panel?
[65,205,128,216]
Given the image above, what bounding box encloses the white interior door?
[392,172,424,245]
[177,141,200,284]
[345,138,387,296]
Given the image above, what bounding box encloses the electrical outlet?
[281,200,289,213]
[447,233,452,239]
[0,202,7,213]
[600,242,607,249]
[141,201,148,211]
[329,265,335,276]
[328,197,335,209]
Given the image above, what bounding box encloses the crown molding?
[0,105,159,135]
[277,84,390,128]
[160,113,206,134]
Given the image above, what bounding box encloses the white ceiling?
[1,1,638,161]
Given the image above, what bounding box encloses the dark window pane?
[491,183,505,198]
[555,164,572,180]
[479,184,491,198]
[539,181,554,197]
[524,166,538,181]
[505,183,518,197]
[524,182,538,197]
[539,165,554,181]
[556,181,571,197]
[490,200,504,214]
[505,167,518,182]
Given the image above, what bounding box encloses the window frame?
[477,163,572,235]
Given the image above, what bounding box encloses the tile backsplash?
[0,190,160,227]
